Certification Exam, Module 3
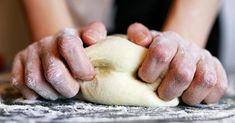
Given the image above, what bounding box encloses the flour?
[1,94,235,123]
[1,73,235,123]
[60,27,77,36]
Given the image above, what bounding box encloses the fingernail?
[133,31,151,47]
[135,31,147,41]
[84,30,100,43]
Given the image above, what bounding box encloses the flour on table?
[1,70,235,123]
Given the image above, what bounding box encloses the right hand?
[127,23,228,105]
[11,22,107,100]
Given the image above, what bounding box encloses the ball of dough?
[80,36,179,107]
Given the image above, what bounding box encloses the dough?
[80,36,179,107]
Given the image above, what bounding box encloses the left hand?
[11,22,107,100]
[127,23,228,106]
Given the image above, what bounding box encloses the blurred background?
[0,0,234,74]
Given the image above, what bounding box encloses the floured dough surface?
[80,36,179,107]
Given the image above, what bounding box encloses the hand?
[127,23,228,105]
[11,22,107,100]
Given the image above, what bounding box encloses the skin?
[131,27,228,105]
[11,0,228,105]
[22,0,74,41]
[12,22,107,100]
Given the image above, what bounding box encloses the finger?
[204,57,228,104]
[11,51,38,100]
[138,32,178,82]
[57,28,83,45]
[127,23,152,47]
[24,43,59,100]
[150,30,162,38]
[80,21,107,45]
[57,31,95,80]
[182,50,217,105]
[39,36,79,98]
[158,40,201,101]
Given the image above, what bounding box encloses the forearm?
[162,0,220,47]
[22,0,74,41]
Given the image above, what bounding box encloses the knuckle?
[187,43,200,58]
[165,31,177,35]
[164,31,179,38]
[45,66,64,86]
[15,52,22,58]
[149,45,171,64]
[200,72,217,88]
[164,31,183,43]
[57,28,77,37]
[218,81,228,94]
[11,77,22,88]
[28,42,38,50]
[26,45,39,57]
[41,36,54,42]
[25,73,37,89]
[38,36,54,48]
[212,56,220,63]
[58,38,67,51]
[174,66,193,84]
[201,49,212,58]
[37,39,44,47]
[188,42,197,49]
[213,57,228,93]
[202,49,211,56]
[14,51,25,60]
[58,37,74,52]
[12,54,22,65]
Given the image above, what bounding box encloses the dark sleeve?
[205,17,221,58]
[113,0,221,58]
